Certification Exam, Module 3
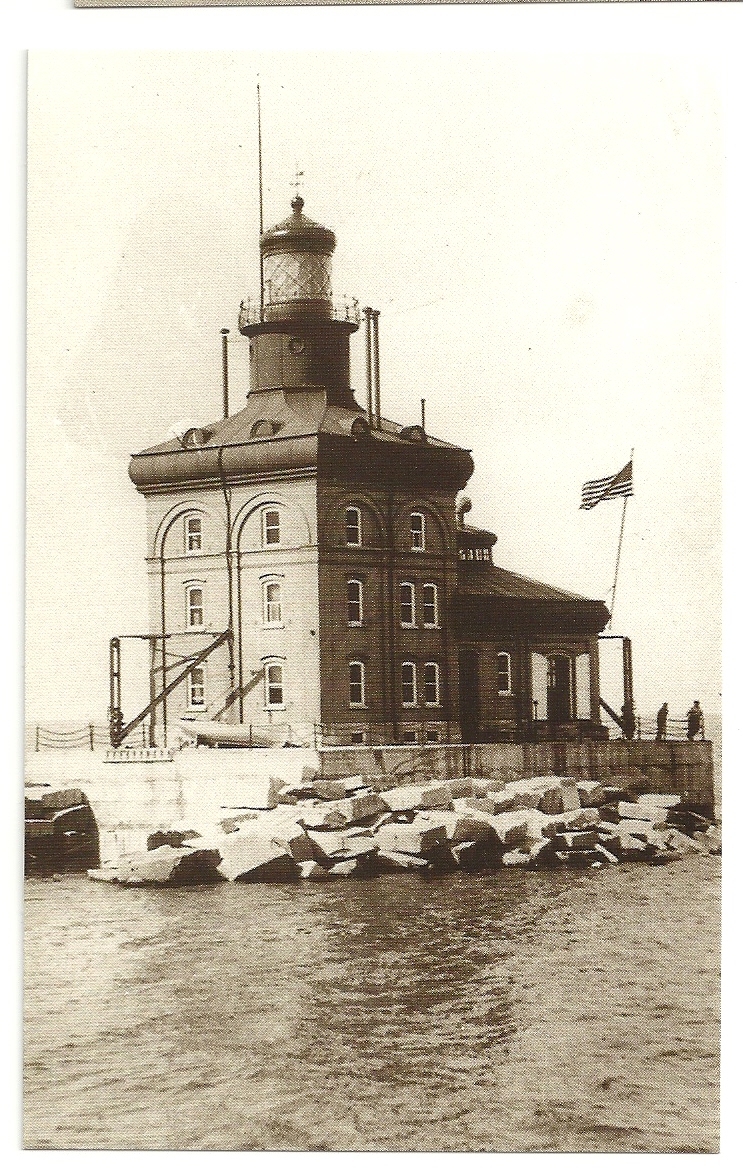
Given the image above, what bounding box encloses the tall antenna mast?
[257,81,264,316]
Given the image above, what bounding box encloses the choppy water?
[24,857,719,1152]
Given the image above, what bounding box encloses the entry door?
[547,655,573,724]
[458,649,480,742]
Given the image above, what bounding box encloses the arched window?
[262,579,283,627]
[349,661,366,708]
[422,583,439,628]
[347,579,363,626]
[264,661,285,710]
[496,652,512,695]
[400,582,416,627]
[410,512,425,551]
[401,662,417,707]
[346,506,362,547]
[262,507,281,547]
[424,662,441,707]
[186,584,204,629]
[188,666,206,710]
[185,514,202,553]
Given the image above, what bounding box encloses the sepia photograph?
[25,50,722,1151]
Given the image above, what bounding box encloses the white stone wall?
[141,476,321,741]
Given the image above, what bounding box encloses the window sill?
[264,705,286,713]
[263,623,285,630]
[400,623,417,630]
[422,624,440,631]
[349,704,367,710]
[348,622,363,628]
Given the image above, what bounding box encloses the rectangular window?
[422,583,439,628]
[350,731,365,745]
[185,515,202,553]
[400,582,415,627]
[401,662,417,707]
[347,579,363,626]
[402,730,417,744]
[349,661,366,708]
[411,512,425,550]
[263,580,283,627]
[346,506,361,547]
[265,663,284,709]
[186,585,204,629]
[188,666,206,709]
[424,661,440,706]
[262,508,281,547]
[425,729,440,744]
[496,652,512,695]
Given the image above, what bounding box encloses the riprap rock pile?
[87,770,721,886]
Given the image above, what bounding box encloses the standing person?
[621,700,636,741]
[687,700,704,741]
[656,702,668,741]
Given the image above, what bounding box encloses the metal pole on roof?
[221,329,230,419]
[257,82,265,318]
[363,307,373,425]
[372,310,381,429]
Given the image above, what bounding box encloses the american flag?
[580,460,633,510]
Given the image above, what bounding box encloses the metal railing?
[238,297,361,329]
[34,724,146,752]
[605,709,704,737]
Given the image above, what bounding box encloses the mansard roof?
[129,389,472,493]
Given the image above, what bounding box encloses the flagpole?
[607,449,633,628]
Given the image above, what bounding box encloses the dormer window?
[185,515,202,553]
[411,512,425,551]
[262,508,281,547]
[346,506,362,547]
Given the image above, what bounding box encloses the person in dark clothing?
[687,700,704,741]
[656,702,668,741]
[621,700,636,741]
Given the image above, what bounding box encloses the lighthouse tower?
[239,194,359,404]
[125,195,473,746]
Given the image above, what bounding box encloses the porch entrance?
[547,654,573,725]
[458,649,480,742]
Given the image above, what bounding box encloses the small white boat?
[176,717,286,748]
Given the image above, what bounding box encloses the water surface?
[24,857,720,1151]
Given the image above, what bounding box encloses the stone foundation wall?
[318,740,715,815]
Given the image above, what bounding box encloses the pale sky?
[26,50,723,726]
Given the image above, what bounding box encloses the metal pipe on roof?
[221,329,230,419]
[372,310,381,429]
[363,307,373,426]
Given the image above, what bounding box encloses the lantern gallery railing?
[238,297,361,329]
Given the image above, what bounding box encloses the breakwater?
[24,739,716,871]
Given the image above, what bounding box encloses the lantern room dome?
[260,195,336,257]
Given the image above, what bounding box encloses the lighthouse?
[120,194,610,750]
